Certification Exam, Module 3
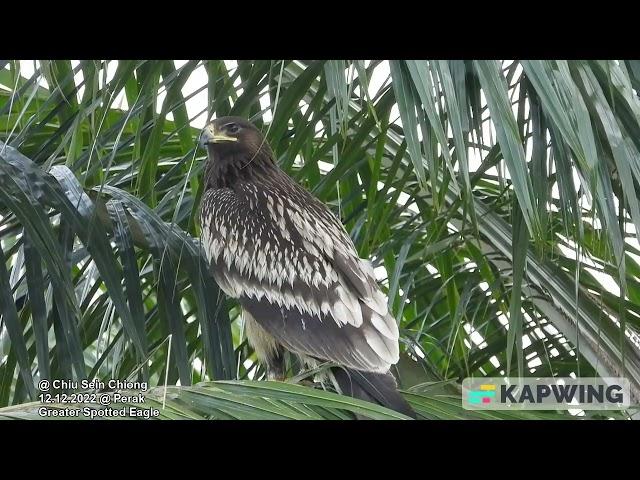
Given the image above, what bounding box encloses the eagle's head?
[200,116,275,188]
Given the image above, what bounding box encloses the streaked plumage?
[199,116,415,417]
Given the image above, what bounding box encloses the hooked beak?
[200,124,238,148]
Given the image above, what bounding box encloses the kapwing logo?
[467,384,496,404]
[462,377,630,410]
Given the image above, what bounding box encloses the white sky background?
[5,60,640,395]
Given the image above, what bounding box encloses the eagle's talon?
[296,379,316,387]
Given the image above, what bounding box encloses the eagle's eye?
[225,123,240,134]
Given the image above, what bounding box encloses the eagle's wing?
[201,179,399,373]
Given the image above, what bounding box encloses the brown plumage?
[198,116,416,418]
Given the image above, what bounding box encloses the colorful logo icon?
[468,384,496,404]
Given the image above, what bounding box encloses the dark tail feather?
[332,367,417,419]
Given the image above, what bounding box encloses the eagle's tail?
[332,367,417,419]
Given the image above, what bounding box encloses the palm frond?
[1,60,639,418]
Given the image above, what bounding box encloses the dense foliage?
[1,60,639,419]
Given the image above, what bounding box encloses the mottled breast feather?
[200,171,399,373]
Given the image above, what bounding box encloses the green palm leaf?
[1,60,639,418]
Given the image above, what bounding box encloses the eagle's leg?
[265,350,286,381]
[243,310,286,381]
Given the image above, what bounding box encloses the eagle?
[199,116,416,418]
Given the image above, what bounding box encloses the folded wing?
[201,179,400,373]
